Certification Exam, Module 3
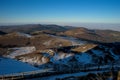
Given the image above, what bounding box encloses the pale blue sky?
[0,0,120,25]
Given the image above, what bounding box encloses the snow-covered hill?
[15,44,120,71]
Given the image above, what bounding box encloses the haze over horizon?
[0,0,120,31]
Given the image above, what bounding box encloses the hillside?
[0,24,120,79]
[14,43,120,69]
[0,32,30,48]
[29,34,72,50]
[0,32,72,56]
[0,24,120,43]
[0,24,74,33]
[57,27,120,43]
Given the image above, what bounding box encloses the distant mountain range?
[57,27,120,43]
[0,24,120,43]
[0,24,74,33]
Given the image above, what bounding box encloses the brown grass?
[71,44,97,53]
[117,71,120,80]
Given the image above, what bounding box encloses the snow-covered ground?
[6,32,32,38]
[15,45,120,68]
[91,49,105,57]
[50,52,92,64]
[75,53,92,64]
[0,43,119,79]
[43,40,52,46]
[6,46,36,58]
[48,34,87,46]
[17,32,32,38]
[51,52,74,64]
[0,57,39,75]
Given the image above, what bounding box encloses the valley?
[0,24,120,80]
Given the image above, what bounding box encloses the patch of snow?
[91,49,104,58]
[42,56,48,63]
[48,34,87,46]
[17,32,32,38]
[6,46,36,58]
[20,56,42,65]
[39,49,55,56]
[43,40,52,46]
[51,53,74,64]
[0,57,39,75]
[19,53,51,66]
[75,53,92,64]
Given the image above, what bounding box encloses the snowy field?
[48,34,87,46]
[6,46,36,58]
[0,57,39,75]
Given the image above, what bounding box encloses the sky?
[0,0,120,26]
